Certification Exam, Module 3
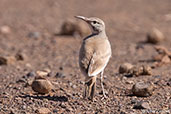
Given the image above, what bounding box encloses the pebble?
[0,56,8,65]
[133,101,150,109]
[132,82,154,97]
[125,80,134,84]
[120,111,126,114]
[131,65,152,76]
[72,84,77,89]
[27,71,36,78]
[147,28,165,44]
[35,107,51,114]
[141,65,152,75]
[167,78,171,86]
[55,72,65,78]
[0,25,11,34]
[27,32,40,39]
[60,19,76,35]
[36,71,48,76]
[131,98,137,104]
[31,77,53,94]
[0,56,16,65]
[36,69,51,76]
[16,78,26,83]
[22,105,26,110]
[53,109,58,113]
[15,52,26,61]
[59,19,90,37]
[9,109,15,114]
[119,63,134,74]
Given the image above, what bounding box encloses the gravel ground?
[0,0,171,114]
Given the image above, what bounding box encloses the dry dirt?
[0,0,171,114]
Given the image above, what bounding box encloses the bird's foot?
[101,93,107,100]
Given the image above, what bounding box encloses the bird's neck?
[92,30,107,37]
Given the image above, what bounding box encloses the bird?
[75,16,112,101]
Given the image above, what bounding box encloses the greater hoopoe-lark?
[75,16,112,101]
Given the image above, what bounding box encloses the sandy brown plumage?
[76,16,112,100]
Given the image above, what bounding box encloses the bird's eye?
[92,21,97,24]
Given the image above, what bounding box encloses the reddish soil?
[0,0,170,114]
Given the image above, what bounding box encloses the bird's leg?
[100,71,107,99]
[84,76,97,101]
[83,84,88,99]
[84,77,93,99]
[90,77,96,101]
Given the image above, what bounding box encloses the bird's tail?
[83,76,96,101]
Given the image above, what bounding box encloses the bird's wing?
[88,52,111,77]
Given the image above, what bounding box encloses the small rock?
[35,107,51,114]
[130,65,152,76]
[16,78,26,83]
[27,32,40,39]
[147,28,165,44]
[120,111,126,114]
[59,102,66,108]
[53,109,58,113]
[131,98,137,104]
[59,19,90,37]
[0,25,11,34]
[55,72,65,78]
[167,78,171,86]
[141,65,152,75]
[154,46,171,56]
[25,80,32,87]
[125,80,134,84]
[0,56,7,65]
[59,66,63,70]
[6,56,16,65]
[36,71,47,76]
[60,19,76,35]
[36,69,51,76]
[43,68,51,74]
[9,109,15,114]
[152,54,164,62]
[131,66,143,76]
[22,105,26,110]
[25,63,32,68]
[72,84,77,89]
[161,55,171,64]
[133,101,150,109]
[31,77,53,94]
[0,56,16,65]
[132,82,154,97]
[15,52,26,61]
[119,63,134,74]
[27,71,36,78]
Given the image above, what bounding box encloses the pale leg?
[100,71,107,98]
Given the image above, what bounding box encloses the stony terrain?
[0,0,171,114]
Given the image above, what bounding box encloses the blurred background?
[0,0,171,114]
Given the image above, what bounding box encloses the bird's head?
[75,16,105,34]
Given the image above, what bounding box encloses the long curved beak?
[75,16,90,22]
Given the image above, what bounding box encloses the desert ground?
[0,0,171,114]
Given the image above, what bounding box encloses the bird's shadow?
[138,59,155,63]
[19,94,68,102]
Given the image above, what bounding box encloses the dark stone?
[16,79,26,83]
[55,72,65,78]
[0,57,7,65]
[133,101,150,109]
[27,71,36,78]
[132,82,154,97]
[27,32,40,39]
